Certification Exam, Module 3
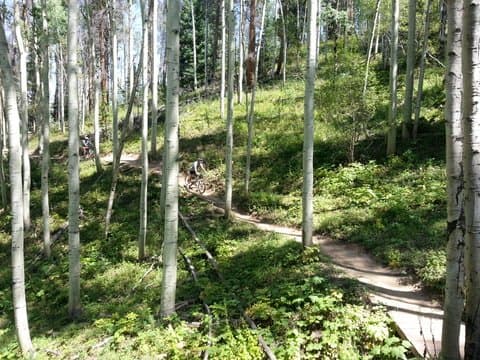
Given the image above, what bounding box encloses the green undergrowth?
[179,48,447,294]
[1,152,412,358]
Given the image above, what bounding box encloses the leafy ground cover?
[179,48,447,294]
[1,154,412,358]
[0,43,445,358]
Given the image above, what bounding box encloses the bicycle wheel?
[197,179,206,194]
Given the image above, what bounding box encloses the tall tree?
[57,47,65,133]
[151,0,159,155]
[441,1,464,359]
[238,0,244,102]
[403,0,416,139]
[363,0,381,97]
[244,0,266,195]
[190,0,198,91]
[67,0,81,319]
[386,0,399,156]
[0,22,34,356]
[246,0,256,89]
[139,0,149,260]
[40,0,51,257]
[463,0,480,358]
[111,0,119,169]
[412,0,432,140]
[302,0,317,247]
[14,2,31,231]
[220,0,226,117]
[225,0,235,219]
[160,0,181,317]
[0,85,6,210]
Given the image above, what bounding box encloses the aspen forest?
[2,0,480,358]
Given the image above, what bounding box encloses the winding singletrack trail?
[190,191,465,359]
[109,154,465,359]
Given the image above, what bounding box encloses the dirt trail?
[190,191,464,359]
[110,154,464,359]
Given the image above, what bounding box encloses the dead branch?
[179,211,277,360]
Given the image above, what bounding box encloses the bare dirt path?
[190,190,465,359]
[110,154,464,359]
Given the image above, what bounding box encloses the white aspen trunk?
[204,0,209,90]
[374,11,381,55]
[57,47,65,133]
[386,0,399,156]
[363,0,381,97]
[41,0,51,257]
[225,0,235,220]
[0,23,34,356]
[67,0,81,319]
[161,0,181,317]
[412,0,432,140]
[151,0,159,155]
[139,0,149,260]
[191,0,198,91]
[105,54,143,236]
[111,0,119,169]
[238,0,244,103]
[128,0,134,130]
[244,0,266,196]
[0,86,6,209]
[441,1,463,359]
[14,3,31,231]
[91,39,102,173]
[220,0,226,118]
[279,0,287,87]
[463,1,480,358]
[302,0,317,248]
[403,0,416,139]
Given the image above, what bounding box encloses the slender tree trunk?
[363,0,381,97]
[220,0,226,118]
[40,0,51,257]
[57,47,65,133]
[403,0,416,139]
[204,0,209,89]
[91,38,102,173]
[441,1,463,358]
[238,0,244,103]
[277,0,287,87]
[0,86,6,209]
[412,0,432,140]
[14,3,31,231]
[105,49,144,236]
[0,23,34,357]
[111,0,118,169]
[244,0,266,195]
[246,0,257,89]
[439,0,447,56]
[160,0,181,317]
[67,0,81,319]
[151,0,159,155]
[225,0,235,219]
[139,0,149,260]
[128,0,134,130]
[302,0,317,248]
[463,1,480,358]
[374,11,381,55]
[386,0,399,156]
[191,0,198,91]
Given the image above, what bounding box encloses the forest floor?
[108,153,462,359]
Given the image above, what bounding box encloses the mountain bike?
[185,174,206,194]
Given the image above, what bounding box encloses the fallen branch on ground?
[179,211,277,360]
